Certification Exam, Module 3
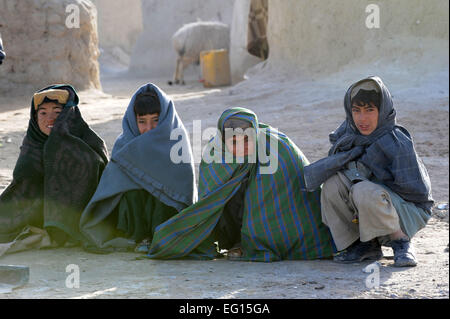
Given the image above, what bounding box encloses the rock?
[0,0,101,96]
[314,285,325,290]
[0,265,30,293]
[48,25,67,38]
[48,13,63,25]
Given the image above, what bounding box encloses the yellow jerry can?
[199,49,231,88]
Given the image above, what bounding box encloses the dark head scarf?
[328,76,397,154]
[304,76,433,212]
[17,84,105,182]
[0,84,108,244]
[26,84,79,146]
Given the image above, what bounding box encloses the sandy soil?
[0,69,448,299]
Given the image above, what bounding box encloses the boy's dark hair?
[351,89,380,108]
[134,91,161,116]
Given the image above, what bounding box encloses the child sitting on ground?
[80,84,196,253]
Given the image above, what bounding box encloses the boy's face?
[137,113,159,134]
[351,102,379,136]
[225,134,255,157]
[37,102,63,135]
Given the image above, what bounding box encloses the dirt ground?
[0,69,448,299]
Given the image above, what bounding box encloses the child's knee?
[351,181,393,212]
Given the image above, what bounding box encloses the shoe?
[333,239,383,264]
[83,243,112,254]
[134,238,151,254]
[226,243,244,261]
[390,238,417,267]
